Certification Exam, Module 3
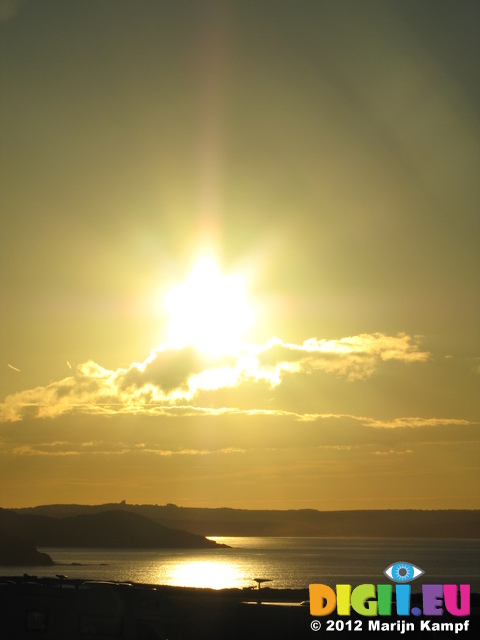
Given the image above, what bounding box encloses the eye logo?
[384,561,424,583]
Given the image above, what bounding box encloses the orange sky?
[0,0,479,510]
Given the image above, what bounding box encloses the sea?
[2,538,479,592]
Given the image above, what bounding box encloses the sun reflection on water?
[161,559,244,590]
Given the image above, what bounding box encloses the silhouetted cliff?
[0,530,53,566]
[0,508,227,549]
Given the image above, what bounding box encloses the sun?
[165,257,254,355]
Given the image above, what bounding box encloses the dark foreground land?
[1,576,479,640]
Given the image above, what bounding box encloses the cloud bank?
[1,332,429,423]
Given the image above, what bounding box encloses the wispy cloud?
[372,449,413,456]
[0,333,430,423]
[362,417,478,429]
[8,441,246,457]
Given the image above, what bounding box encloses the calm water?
[2,538,479,592]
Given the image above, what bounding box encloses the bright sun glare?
[165,258,254,355]
[166,560,243,590]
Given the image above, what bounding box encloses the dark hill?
[11,504,480,538]
[0,508,227,549]
[0,530,53,566]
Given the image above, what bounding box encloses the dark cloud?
[119,346,235,393]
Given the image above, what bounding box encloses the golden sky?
[1,0,479,509]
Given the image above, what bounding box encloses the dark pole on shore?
[252,578,271,604]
